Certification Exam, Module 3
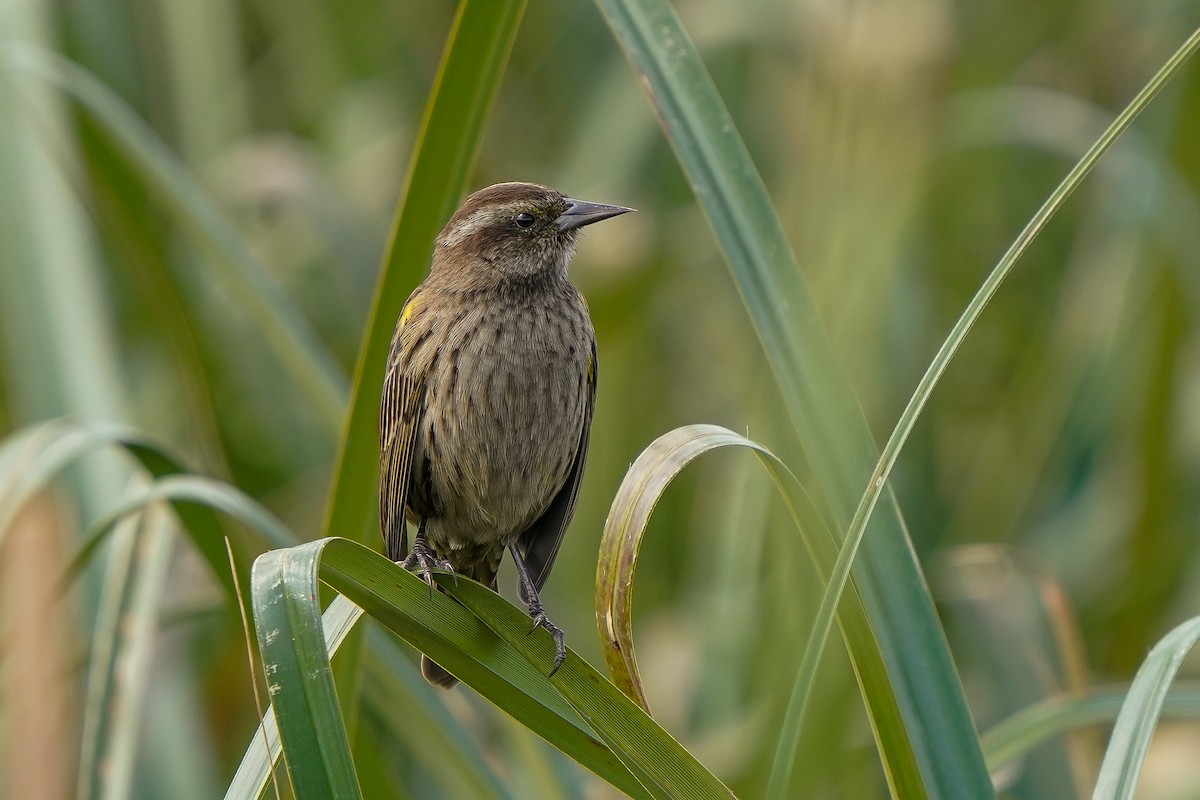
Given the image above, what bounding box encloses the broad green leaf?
[443,577,734,799]
[252,548,362,799]
[250,538,735,799]
[227,597,519,800]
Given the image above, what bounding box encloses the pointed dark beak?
[554,198,634,232]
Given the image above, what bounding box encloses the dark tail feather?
[422,655,459,688]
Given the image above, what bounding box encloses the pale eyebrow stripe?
[441,203,529,247]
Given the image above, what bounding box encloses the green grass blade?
[226,595,363,800]
[595,1,988,796]
[321,543,654,800]
[252,549,362,799]
[831,26,1200,686]
[74,474,297,569]
[770,26,1200,797]
[1093,617,1200,800]
[0,44,348,430]
[249,538,738,798]
[77,504,174,800]
[0,419,247,598]
[360,627,519,800]
[982,686,1200,774]
[228,596,518,800]
[320,0,527,548]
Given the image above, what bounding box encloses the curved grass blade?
[595,2,987,796]
[830,26,1200,677]
[864,36,1200,644]
[767,26,1200,797]
[69,473,298,581]
[250,537,729,800]
[982,686,1200,774]
[0,418,244,597]
[0,44,348,430]
[320,0,527,549]
[1093,617,1200,800]
[249,542,652,796]
[596,424,815,712]
[228,596,520,800]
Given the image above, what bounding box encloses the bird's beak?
[554,198,634,232]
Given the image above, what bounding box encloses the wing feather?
[379,295,426,562]
[517,338,597,597]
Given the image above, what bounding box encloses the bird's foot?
[401,539,455,598]
[526,597,567,677]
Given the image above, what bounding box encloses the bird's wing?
[379,294,427,562]
[517,338,597,598]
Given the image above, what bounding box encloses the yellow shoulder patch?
[399,294,423,329]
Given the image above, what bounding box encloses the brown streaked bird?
[379,181,632,688]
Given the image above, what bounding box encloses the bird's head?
[433,182,632,282]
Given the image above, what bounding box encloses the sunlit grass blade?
[320,0,527,549]
[982,685,1200,774]
[595,1,989,796]
[0,44,348,430]
[1092,617,1200,800]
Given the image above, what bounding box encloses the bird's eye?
[514,212,535,229]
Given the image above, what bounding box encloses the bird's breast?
[410,289,593,543]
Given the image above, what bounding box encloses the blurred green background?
[2,0,1200,797]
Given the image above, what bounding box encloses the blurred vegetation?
[2,0,1200,797]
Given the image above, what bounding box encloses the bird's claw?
[401,541,455,598]
[526,601,567,677]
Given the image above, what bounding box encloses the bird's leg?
[508,544,567,676]
[402,519,455,598]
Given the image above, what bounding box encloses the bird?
[379,181,632,687]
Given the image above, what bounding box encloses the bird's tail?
[421,656,459,688]
[415,551,499,690]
